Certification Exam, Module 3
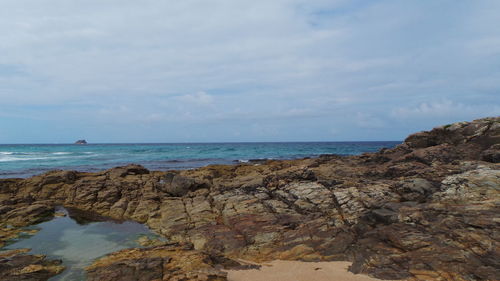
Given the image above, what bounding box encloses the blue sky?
[0,0,499,143]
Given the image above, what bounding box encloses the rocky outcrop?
[349,163,500,280]
[74,140,87,144]
[0,117,499,281]
[86,243,235,281]
[0,249,64,280]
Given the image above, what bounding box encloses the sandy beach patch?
[225,260,387,281]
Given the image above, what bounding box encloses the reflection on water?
[4,207,162,281]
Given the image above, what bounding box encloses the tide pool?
[4,208,162,281]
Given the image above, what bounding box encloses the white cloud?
[0,0,499,142]
[355,112,386,129]
[391,100,500,119]
[175,91,214,106]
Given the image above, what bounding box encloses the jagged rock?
[0,249,64,281]
[3,204,54,227]
[400,178,434,194]
[434,164,500,203]
[108,164,150,178]
[86,244,228,281]
[404,117,499,149]
[395,178,436,201]
[481,143,500,163]
[0,117,499,281]
[168,174,197,196]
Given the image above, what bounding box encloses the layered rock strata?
[0,117,499,280]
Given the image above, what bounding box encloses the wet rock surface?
[0,117,499,280]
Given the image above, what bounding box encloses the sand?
[225,260,387,281]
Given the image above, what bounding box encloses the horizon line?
[0,140,403,145]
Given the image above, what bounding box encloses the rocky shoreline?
[1,117,499,281]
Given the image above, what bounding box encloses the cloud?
[175,92,214,106]
[391,100,500,120]
[0,0,499,142]
[355,112,386,129]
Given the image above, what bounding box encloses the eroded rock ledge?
[1,117,499,281]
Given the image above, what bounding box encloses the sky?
[0,0,499,143]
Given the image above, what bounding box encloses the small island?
[74,139,87,144]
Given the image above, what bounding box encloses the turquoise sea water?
[0,142,400,178]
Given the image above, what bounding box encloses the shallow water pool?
[4,207,162,281]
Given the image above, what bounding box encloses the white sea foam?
[0,156,53,162]
[9,152,40,155]
[53,152,71,155]
[0,156,17,162]
[0,152,14,155]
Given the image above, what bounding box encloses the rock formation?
[74,139,87,144]
[0,249,64,280]
[0,117,499,280]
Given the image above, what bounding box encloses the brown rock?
[108,164,150,178]
[1,117,499,281]
[86,244,228,281]
[0,249,64,281]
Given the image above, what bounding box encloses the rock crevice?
[1,117,499,280]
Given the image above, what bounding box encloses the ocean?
[0,142,400,178]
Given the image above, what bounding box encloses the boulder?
[167,174,196,196]
[108,164,150,178]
